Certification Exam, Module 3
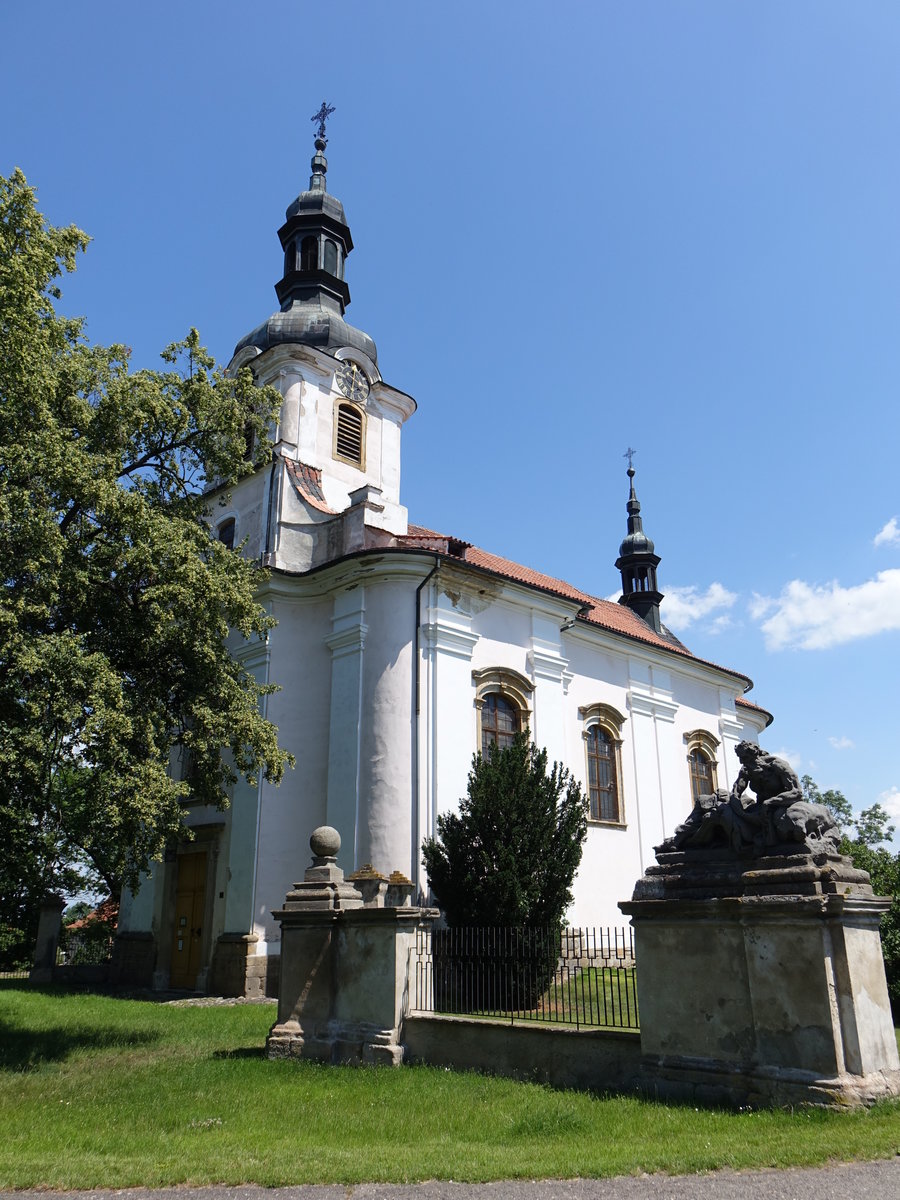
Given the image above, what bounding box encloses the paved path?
[6,1159,900,1200]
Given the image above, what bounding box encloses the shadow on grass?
[0,1020,161,1071]
[212,1046,267,1060]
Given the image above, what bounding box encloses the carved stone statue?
[658,741,841,857]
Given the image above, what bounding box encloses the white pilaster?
[718,690,745,790]
[325,587,367,869]
[419,586,479,896]
[526,615,570,765]
[627,661,678,872]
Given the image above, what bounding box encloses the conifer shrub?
[422,733,588,1010]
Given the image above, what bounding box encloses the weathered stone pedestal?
[267,826,434,1066]
[621,848,900,1108]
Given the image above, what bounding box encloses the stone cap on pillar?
[278,826,364,913]
[348,863,389,908]
[386,871,415,907]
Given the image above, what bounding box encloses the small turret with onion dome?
[615,451,664,634]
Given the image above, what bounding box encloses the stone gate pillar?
[620,751,900,1108]
[30,895,64,983]
[267,826,435,1066]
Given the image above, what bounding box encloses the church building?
[116,119,771,996]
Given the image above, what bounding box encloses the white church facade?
[115,123,771,995]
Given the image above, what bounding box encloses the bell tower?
[226,104,415,565]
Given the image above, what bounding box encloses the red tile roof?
[66,898,118,930]
[401,523,757,694]
[285,459,337,514]
[735,697,774,725]
[280,466,763,709]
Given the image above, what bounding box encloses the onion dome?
[615,463,664,634]
[233,103,377,362]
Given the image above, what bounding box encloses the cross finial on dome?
[624,446,637,474]
[311,100,336,143]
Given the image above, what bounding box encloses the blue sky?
[4,1,899,831]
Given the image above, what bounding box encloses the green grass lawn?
[1,984,899,1188]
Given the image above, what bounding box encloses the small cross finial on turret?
[311,101,336,142]
[624,446,637,474]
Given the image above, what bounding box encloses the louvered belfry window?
[335,403,364,466]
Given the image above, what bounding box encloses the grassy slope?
[1,985,899,1188]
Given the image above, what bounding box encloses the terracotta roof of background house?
[400,523,759,696]
[67,898,118,930]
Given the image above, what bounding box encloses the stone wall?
[403,1015,642,1092]
[209,934,280,998]
[109,931,156,987]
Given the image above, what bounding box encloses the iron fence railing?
[0,963,31,981]
[411,925,638,1030]
[57,932,114,967]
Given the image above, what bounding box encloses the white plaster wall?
[251,595,333,944]
[206,466,269,561]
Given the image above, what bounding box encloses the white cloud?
[828,736,855,751]
[751,570,900,650]
[874,517,900,548]
[772,747,803,774]
[661,583,737,632]
[878,787,900,822]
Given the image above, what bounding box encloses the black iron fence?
[412,925,638,1030]
[57,931,114,967]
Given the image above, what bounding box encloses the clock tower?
[223,109,416,571]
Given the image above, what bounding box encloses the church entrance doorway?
[168,851,208,989]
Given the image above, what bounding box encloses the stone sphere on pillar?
[310,825,341,861]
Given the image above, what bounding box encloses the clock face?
[336,360,370,403]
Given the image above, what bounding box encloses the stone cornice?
[421,622,479,660]
[628,689,678,723]
[325,624,367,657]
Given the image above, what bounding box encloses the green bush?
[422,732,588,929]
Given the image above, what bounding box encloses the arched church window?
[300,235,318,271]
[472,667,534,758]
[283,239,296,276]
[579,702,627,825]
[480,693,520,757]
[218,518,236,550]
[324,239,338,275]
[334,401,365,467]
[585,728,620,823]
[688,749,714,803]
[684,730,720,805]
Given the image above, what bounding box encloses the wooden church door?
[169,851,208,989]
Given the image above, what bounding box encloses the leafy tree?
[422,732,589,928]
[0,169,292,960]
[801,775,900,1015]
[801,774,896,847]
[62,901,94,926]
